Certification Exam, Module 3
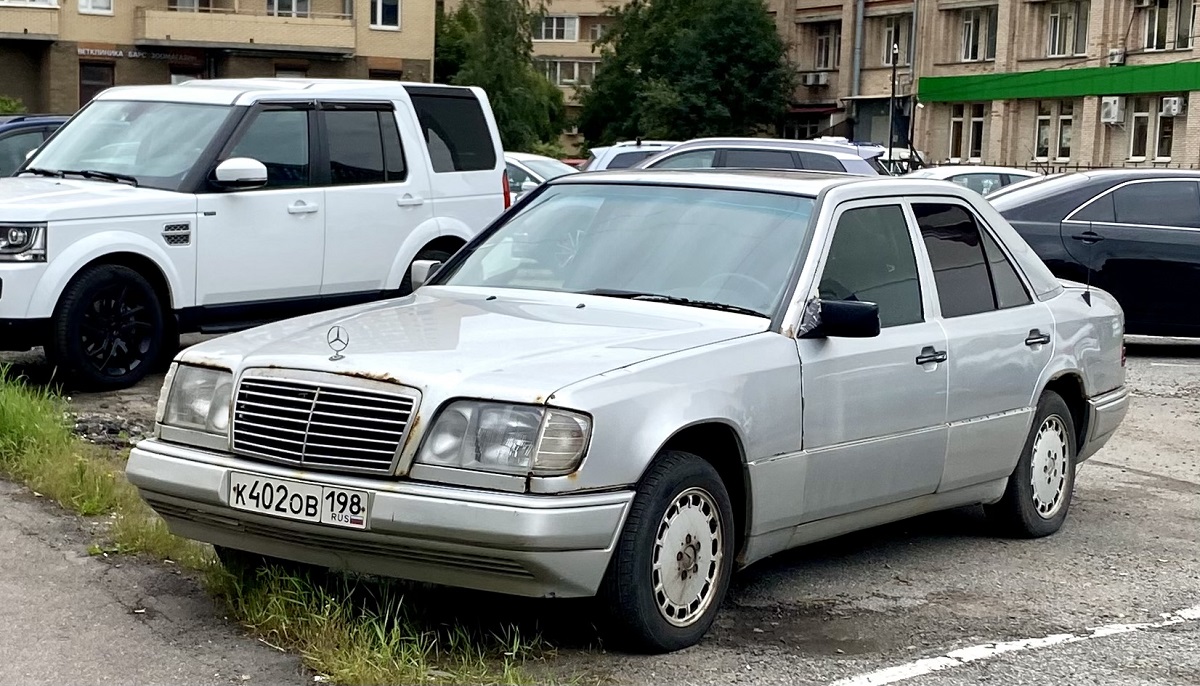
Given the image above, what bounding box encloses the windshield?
[437,183,816,317]
[25,100,233,191]
[523,157,578,180]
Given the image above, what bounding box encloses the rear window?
[404,88,496,173]
[606,150,659,169]
[798,151,845,172]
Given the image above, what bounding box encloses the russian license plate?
[228,472,369,530]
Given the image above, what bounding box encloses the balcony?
[0,5,60,40]
[135,5,355,55]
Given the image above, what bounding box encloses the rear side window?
[405,89,496,173]
[324,109,385,185]
[723,148,796,169]
[606,150,658,169]
[914,203,1030,317]
[797,151,845,172]
[1112,180,1200,227]
[649,149,717,169]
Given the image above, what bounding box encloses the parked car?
[906,165,1041,195]
[505,151,578,200]
[635,137,887,175]
[986,172,1065,201]
[582,140,681,171]
[0,78,506,390]
[0,114,69,176]
[990,168,1200,337]
[128,170,1128,654]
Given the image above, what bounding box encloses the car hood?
[0,177,192,222]
[178,286,767,403]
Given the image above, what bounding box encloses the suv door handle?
[397,194,425,207]
[1025,329,1051,347]
[915,346,948,365]
[1071,231,1104,245]
[287,201,319,214]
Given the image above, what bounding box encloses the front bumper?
[127,439,634,598]
[1078,385,1130,462]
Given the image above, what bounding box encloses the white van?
[0,78,508,389]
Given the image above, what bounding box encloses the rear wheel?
[48,265,166,391]
[986,390,1078,538]
[399,247,456,295]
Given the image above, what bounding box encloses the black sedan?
[990,169,1200,337]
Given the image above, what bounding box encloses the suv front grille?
[231,373,418,475]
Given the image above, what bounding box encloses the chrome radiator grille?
[231,372,418,474]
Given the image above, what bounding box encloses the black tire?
[399,247,456,295]
[599,451,736,653]
[986,390,1078,538]
[48,265,166,391]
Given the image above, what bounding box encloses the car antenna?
[1082,224,1094,307]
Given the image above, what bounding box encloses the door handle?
[287,201,319,214]
[915,346,948,365]
[396,194,425,207]
[1025,329,1051,347]
[1071,231,1104,245]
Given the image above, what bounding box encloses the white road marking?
[1149,362,1200,368]
[828,603,1200,686]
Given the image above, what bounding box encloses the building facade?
[529,0,613,148]
[0,0,434,114]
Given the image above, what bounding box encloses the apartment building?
[0,0,434,114]
[914,0,1200,167]
[530,0,613,147]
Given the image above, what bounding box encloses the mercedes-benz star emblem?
[327,325,349,361]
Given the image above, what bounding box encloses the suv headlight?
[416,401,591,476]
[0,223,47,262]
[158,364,234,436]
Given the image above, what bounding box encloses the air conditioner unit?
[1107,47,1126,65]
[803,72,830,86]
[1161,96,1183,116]
[1100,96,1126,124]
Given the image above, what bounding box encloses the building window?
[170,0,212,10]
[968,103,986,159]
[882,16,911,66]
[538,60,597,86]
[369,0,399,28]
[1146,0,1170,50]
[949,104,965,159]
[815,22,841,69]
[535,16,579,41]
[589,22,608,41]
[1177,0,1196,48]
[79,62,114,106]
[1130,97,1151,157]
[784,116,823,140]
[1035,101,1052,159]
[1048,1,1089,56]
[1057,100,1074,159]
[3,0,57,5]
[268,0,309,18]
[1158,109,1175,157]
[961,7,998,62]
[78,0,113,14]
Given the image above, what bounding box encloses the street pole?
[887,42,898,156]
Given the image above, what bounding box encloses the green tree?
[579,0,793,145]
[0,96,26,115]
[448,0,567,151]
[434,1,476,84]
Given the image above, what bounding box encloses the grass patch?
[0,368,556,684]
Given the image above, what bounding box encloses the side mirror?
[410,260,442,290]
[800,299,881,338]
[520,179,539,193]
[212,157,267,190]
[25,148,36,161]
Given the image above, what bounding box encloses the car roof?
[94,78,480,107]
[505,151,552,163]
[1073,167,1200,180]
[0,114,70,127]
[909,165,1041,178]
[664,137,884,159]
[549,168,977,197]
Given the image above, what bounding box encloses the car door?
[318,102,435,300]
[795,201,949,522]
[1062,178,1200,336]
[910,200,1054,492]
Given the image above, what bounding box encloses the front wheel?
[48,265,166,391]
[986,390,1078,537]
[599,451,735,653]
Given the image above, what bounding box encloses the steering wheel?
[698,272,774,305]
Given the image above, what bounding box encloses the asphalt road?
[1,339,1197,685]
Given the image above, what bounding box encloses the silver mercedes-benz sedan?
[127,170,1129,653]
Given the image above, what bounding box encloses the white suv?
[582,140,680,171]
[0,78,507,390]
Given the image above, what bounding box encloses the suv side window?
[797,151,845,172]
[607,150,657,169]
[818,205,923,328]
[1113,180,1200,227]
[0,129,45,176]
[405,89,497,172]
[723,148,797,169]
[227,107,310,188]
[323,108,386,185]
[914,202,1030,317]
[506,162,533,187]
[650,149,717,169]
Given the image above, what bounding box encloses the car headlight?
[159,364,234,436]
[416,401,591,476]
[0,223,47,262]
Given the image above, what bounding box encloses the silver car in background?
[127,170,1129,654]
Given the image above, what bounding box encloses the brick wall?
[0,42,48,111]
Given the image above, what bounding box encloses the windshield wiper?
[16,167,63,178]
[58,169,139,187]
[575,288,767,318]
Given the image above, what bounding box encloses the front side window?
[506,162,533,187]
[818,205,922,328]
[961,7,998,61]
[0,130,45,177]
[227,107,310,188]
[437,184,816,317]
[26,99,232,192]
[1048,1,1089,56]
[649,149,718,169]
[914,203,1000,318]
[535,15,579,41]
[370,0,399,28]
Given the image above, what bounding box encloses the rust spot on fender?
[783,324,796,339]
[180,354,229,370]
[341,369,405,385]
[400,414,423,452]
